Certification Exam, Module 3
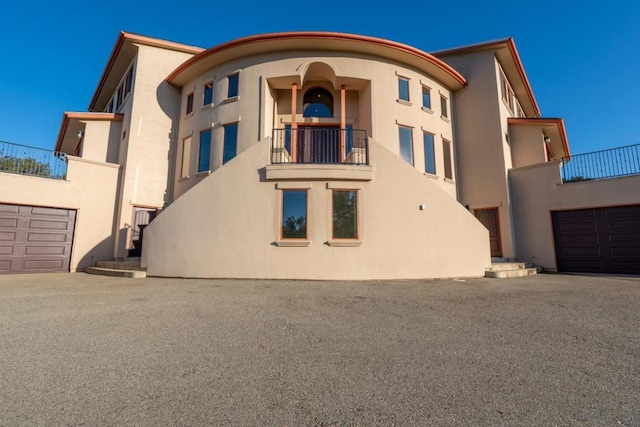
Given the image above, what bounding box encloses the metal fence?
[271,128,368,165]
[0,140,67,179]
[561,143,640,183]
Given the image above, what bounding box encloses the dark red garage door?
[0,204,76,274]
[552,205,640,274]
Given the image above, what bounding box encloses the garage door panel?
[560,247,600,256]
[0,203,76,274]
[25,246,67,255]
[553,205,640,274]
[0,205,19,213]
[27,232,69,243]
[0,218,18,228]
[30,207,72,217]
[609,233,640,243]
[29,219,72,230]
[23,259,65,271]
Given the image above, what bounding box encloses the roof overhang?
[508,117,570,159]
[433,38,540,118]
[55,112,124,154]
[167,32,467,91]
[88,31,203,112]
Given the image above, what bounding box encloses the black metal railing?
[0,140,68,179]
[271,127,368,165]
[561,143,640,183]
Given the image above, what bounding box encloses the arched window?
[303,87,333,118]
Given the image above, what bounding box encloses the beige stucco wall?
[172,51,458,200]
[80,120,122,164]
[0,157,120,271]
[509,125,547,168]
[442,51,517,258]
[143,138,490,280]
[509,161,640,270]
[111,45,195,257]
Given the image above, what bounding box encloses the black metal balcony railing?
[0,140,68,180]
[271,127,369,165]
[561,143,640,183]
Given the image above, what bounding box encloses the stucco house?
[1,31,638,278]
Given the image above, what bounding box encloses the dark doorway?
[475,208,502,257]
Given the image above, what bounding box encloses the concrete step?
[85,266,146,278]
[487,262,527,271]
[485,267,539,279]
[96,261,146,271]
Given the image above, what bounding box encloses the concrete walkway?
[0,273,638,425]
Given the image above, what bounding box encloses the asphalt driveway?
[0,273,638,426]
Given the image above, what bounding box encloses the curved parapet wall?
[142,137,490,280]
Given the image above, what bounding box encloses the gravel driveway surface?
[0,273,638,425]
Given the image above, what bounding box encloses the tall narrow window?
[423,132,436,174]
[281,190,307,239]
[422,86,431,109]
[203,82,213,105]
[398,125,414,165]
[222,123,238,164]
[398,77,410,102]
[186,93,194,115]
[332,190,358,239]
[228,74,239,98]
[443,139,453,180]
[198,130,211,172]
[440,95,448,118]
[180,137,191,178]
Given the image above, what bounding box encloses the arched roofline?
[166,32,467,90]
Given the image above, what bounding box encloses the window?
[186,93,194,115]
[422,86,431,109]
[398,77,410,102]
[111,64,134,112]
[227,74,239,98]
[332,190,358,239]
[440,95,448,118]
[423,132,436,175]
[281,190,307,239]
[198,130,211,172]
[398,125,414,165]
[222,123,238,164]
[303,87,333,118]
[203,82,213,106]
[180,137,191,178]
[443,139,453,180]
[105,96,114,113]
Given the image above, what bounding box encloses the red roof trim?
[166,32,467,87]
[434,38,540,117]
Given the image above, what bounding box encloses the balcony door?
[297,125,340,163]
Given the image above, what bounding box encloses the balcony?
[267,127,372,181]
[561,143,640,183]
[0,140,67,180]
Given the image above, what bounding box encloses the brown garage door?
[552,205,640,274]
[0,204,76,274]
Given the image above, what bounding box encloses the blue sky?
[1,0,638,154]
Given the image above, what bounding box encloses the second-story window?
[398,77,410,102]
[198,129,211,172]
[422,86,431,109]
[443,139,453,180]
[228,74,239,98]
[440,95,448,119]
[398,125,414,165]
[222,123,238,164]
[203,82,213,106]
[186,93,194,115]
[423,132,436,175]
